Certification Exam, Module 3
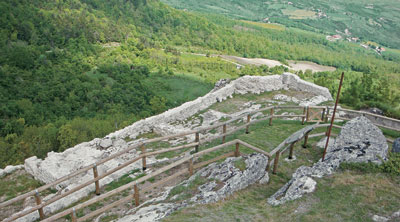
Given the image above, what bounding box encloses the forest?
[0,0,399,167]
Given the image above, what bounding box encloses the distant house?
[360,44,369,49]
[332,35,342,40]
[288,2,293,5]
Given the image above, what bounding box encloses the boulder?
[0,164,24,177]
[392,138,400,153]
[188,153,269,204]
[99,138,113,149]
[268,116,388,206]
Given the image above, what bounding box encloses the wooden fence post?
[325,107,330,122]
[235,142,240,157]
[93,163,100,195]
[306,106,310,123]
[302,133,309,148]
[272,151,280,174]
[141,145,147,171]
[195,132,199,153]
[301,107,306,125]
[222,124,227,144]
[266,160,271,172]
[188,156,194,176]
[71,207,77,222]
[321,108,326,122]
[133,182,140,207]
[269,107,274,126]
[34,190,45,220]
[245,114,251,134]
[289,143,295,159]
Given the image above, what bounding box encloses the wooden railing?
[1,105,398,222]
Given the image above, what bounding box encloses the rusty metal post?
[93,163,100,195]
[272,151,280,174]
[269,107,274,126]
[222,124,227,144]
[188,156,194,176]
[245,114,251,134]
[303,133,309,148]
[289,143,295,159]
[323,72,345,161]
[141,145,146,171]
[34,190,45,220]
[301,107,306,125]
[235,142,240,157]
[133,182,140,207]
[71,207,77,222]
[195,132,199,153]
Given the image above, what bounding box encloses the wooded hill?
[0,0,399,168]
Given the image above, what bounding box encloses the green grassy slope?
[0,0,399,168]
[161,0,400,49]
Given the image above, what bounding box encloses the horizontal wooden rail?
[237,140,271,157]
[6,104,398,221]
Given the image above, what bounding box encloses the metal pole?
[322,72,344,161]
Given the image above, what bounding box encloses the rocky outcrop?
[372,209,400,222]
[118,153,269,222]
[0,165,24,177]
[188,153,269,204]
[268,116,388,206]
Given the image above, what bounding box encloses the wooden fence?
[1,105,399,222]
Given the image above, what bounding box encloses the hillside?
[0,0,400,169]
[160,0,400,49]
[1,74,399,221]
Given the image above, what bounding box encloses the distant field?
[160,0,400,49]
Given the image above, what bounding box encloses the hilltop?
[0,0,399,173]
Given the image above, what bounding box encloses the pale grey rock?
[299,95,329,107]
[189,153,268,204]
[99,138,113,149]
[316,137,335,149]
[0,164,24,177]
[118,154,269,222]
[372,215,389,222]
[268,117,388,206]
[259,173,270,184]
[392,138,400,153]
[117,203,181,222]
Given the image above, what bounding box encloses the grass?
[233,158,246,172]
[0,171,42,202]
[164,140,400,222]
[105,169,145,191]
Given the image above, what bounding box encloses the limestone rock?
[392,138,400,153]
[0,164,24,177]
[188,153,269,204]
[118,153,269,222]
[372,215,389,222]
[268,116,388,206]
[316,137,335,149]
[99,138,113,149]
